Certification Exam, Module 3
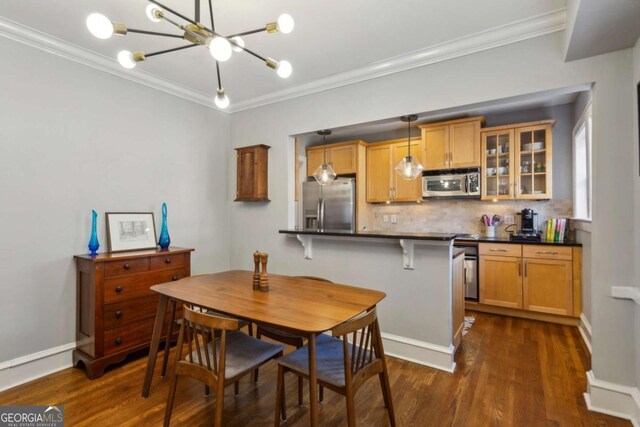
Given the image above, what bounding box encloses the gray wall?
[633,35,640,393]
[0,37,231,362]
[229,33,638,387]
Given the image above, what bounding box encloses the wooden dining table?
[141,270,386,426]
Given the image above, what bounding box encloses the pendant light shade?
[395,115,423,180]
[312,130,337,186]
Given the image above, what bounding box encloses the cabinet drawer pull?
[172,275,179,281]
[518,260,522,277]
[524,260,528,277]
[115,310,123,319]
[115,337,122,346]
[489,248,508,252]
[536,251,559,255]
[123,263,131,270]
[115,286,124,293]
[165,257,172,264]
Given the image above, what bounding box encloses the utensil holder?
[485,225,496,238]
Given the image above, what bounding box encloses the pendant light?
[312,130,337,185]
[395,115,423,180]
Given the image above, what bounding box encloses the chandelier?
[86,0,294,109]
[395,115,423,180]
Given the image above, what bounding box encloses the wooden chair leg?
[234,381,240,396]
[214,380,225,427]
[380,371,396,426]
[345,393,356,427]
[163,374,179,427]
[297,376,303,405]
[161,301,177,377]
[275,365,286,426]
[248,322,254,336]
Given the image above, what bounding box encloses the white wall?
[0,37,231,363]
[633,35,640,392]
[229,33,638,387]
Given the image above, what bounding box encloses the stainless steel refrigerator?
[302,178,356,231]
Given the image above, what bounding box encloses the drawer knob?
[115,337,122,346]
[116,286,124,293]
[165,258,172,264]
[172,275,179,281]
[123,263,131,270]
[115,310,123,319]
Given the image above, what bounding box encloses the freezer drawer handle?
[489,248,508,252]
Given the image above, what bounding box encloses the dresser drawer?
[522,245,572,261]
[150,253,185,270]
[104,258,150,277]
[103,268,188,304]
[479,243,522,257]
[103,314,175,356]
[104,296,183,330]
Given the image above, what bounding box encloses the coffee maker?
[510,208,541,241]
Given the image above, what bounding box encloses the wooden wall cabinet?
[478,243,579,319]
[481,120,554,200]
[73,247,194,379]
[305,141,361,177]
[235,144,270,202]
[419,116,483,171]
[366,137,424,202]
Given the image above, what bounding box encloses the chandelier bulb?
[214,89,230,109]
[208,37,232,62]
[230,36,245,53]
[86,13,114,39]
[276,60,292,78]
[277,14,295,34]
[145,4,164,22]
[117,50,145,69]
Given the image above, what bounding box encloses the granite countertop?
[455,235,582,246]
[279,229,457,241]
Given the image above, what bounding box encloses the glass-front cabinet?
[481,121,554,200]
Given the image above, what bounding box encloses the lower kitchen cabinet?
[477,243,580,322]
[479,255,522,309]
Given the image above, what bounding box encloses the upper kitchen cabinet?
[419,116,484,170]
[306,140,363,177]
[235,144,270,202]
[481,120,554,200]
[366,137,424,203]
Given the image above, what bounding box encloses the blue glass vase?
[88,210,100,256]
[158,202,171,249]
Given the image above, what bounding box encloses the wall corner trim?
[584,370,640,426]
[0,342,76,393]
[578,313,592,354]
[611,286,640,306]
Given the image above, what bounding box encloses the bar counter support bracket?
[399,239,415,270]
[296,234,313,259]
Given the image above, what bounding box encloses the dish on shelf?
[486,168,497,176]
[533,142,544,150]
[534,190,544,194]
[497,167,508,175]
[486,148,496,155]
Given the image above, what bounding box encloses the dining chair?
[161,301,252,378]
[164,306,284,427]
[274,307,395,427]
[255,276,331,405]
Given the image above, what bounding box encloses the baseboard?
[578,313,592,354]
[584,370,640,426]
[0,342,76,392]
[380,332,456,373]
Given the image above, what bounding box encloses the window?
[573,103,592,220]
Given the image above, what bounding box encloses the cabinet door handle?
[518,260,522,277]
[536,251,559,255]
[123,263,131,270]
[524,260,528,277]
[165,257,172,264]
[115,310,123,319]
[172,275,179,281]
[115,285,124,293]
[489,248,508,252]
[115,337,122,346]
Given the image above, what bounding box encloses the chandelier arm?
[239,45,267,62]
[145,43,200,58]
[216,61,222,90]
[227,28,267,38]
[148,0,200,28]
[207,0,215,31]
[194,0,200,22]
[127,28,184,39]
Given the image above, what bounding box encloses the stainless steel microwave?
[422,168,480,198]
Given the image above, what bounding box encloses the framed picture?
[106,212,157,253]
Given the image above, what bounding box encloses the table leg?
[307,333,318,427]
[141,294,169,397]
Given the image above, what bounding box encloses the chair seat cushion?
[277,334,369,388]
[191,331,284,379]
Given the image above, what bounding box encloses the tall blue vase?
[158,202,171,249]
[88,210,100,256]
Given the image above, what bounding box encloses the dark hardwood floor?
[0,312,630,426]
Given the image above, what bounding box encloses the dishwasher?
[453,241,479,302]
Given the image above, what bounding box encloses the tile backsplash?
[371,199,572,237]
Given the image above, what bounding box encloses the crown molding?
[0,9,565,114]
[0,16,217,110]
[229,8,566,113]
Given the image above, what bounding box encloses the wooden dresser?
[73,247,194,379]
